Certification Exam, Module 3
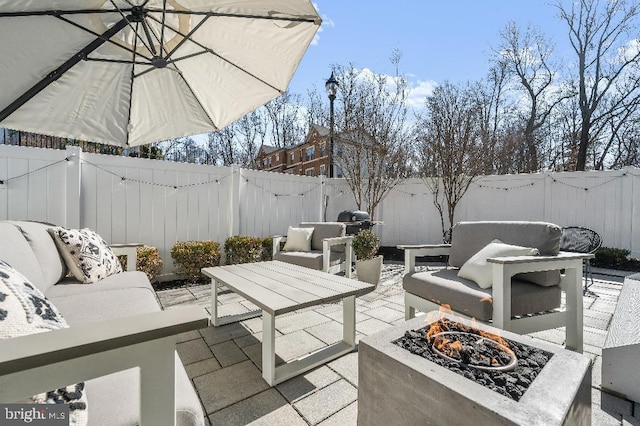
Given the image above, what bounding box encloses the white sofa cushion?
[458,240,539,289]
[0,259,88,424]
[283,226,314,252]
[48,227,122,284]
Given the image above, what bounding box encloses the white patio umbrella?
[0,0,320,147]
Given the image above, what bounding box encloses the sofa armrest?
[111,243,144,271]
[0,306,209,426]
[398,244,451,274]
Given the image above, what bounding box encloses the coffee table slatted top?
[203,261,374,316]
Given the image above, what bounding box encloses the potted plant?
[352,229,382,287]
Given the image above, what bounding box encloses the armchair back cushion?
[449,221,563,286]
[299,222,346,251]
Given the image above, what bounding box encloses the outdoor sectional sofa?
[400,221,593,352]
[0,220,208,425]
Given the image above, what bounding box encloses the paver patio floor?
[157,262,639,425]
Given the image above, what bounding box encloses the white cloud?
[618,38,640,62]
[407,80,438,109]
[311,3,334,46]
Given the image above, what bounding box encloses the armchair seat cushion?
[403,268,561,321]
[273,250,344,271]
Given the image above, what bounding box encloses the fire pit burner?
[430,331,517,372]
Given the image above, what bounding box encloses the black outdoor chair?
[560,226,602,294]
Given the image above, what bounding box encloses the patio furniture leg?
[262,311,276,386]
[139,337,176,426]
[211,278,219,326]
[210,278,261,326]
[564,266,583,353]
[343,296,356,346]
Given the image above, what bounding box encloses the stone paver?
[276,366,341,403]
[194,359,269,414]
[157,265,631,425]
[176,338,213,365]
[210,340,248,367]
[208,388,307,426]
[293,379,357,425]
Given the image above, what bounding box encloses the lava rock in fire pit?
[393,319,553,402]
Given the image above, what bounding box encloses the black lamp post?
[325,71,338,178]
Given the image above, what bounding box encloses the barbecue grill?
[337,210,373,235]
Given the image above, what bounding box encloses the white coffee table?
[202,260,374,386]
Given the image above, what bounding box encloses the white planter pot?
[356,255,383,287]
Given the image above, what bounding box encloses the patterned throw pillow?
[48,227,122,284]
[0,259,88,425]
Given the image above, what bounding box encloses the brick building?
[255,124,342,177]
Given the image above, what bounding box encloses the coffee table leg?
[262,311,276,385]
[211,278,219,326]
[343,295,356,346]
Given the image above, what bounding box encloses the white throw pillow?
[0,259,88,425]
[283,227,314,252]
[48,227,122,284]
[457,239,539,289]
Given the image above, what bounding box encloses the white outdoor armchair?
[273,222,353,277]
[399,221,593,353]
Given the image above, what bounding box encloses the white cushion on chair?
[283,227,314,252]
[458,240,539,289]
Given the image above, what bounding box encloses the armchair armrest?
[111,243,144,271]
[397,244,451,274]
[272,235,285,255]
[487,251,594,352]
[0,306,209,425]
[322,236,354,278]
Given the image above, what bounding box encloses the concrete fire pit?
[358,313,591,425]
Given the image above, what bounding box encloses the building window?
[306,168,315,176]
[263,159,267,167]
[320,143,326,156]
[306,146,315,160]
[290,152,295,163]
[276,154,280,164]
[320,164,326,176]
[268,157,272,166]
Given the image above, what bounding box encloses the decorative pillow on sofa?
[0,259,88,425]
[457,240,539,289]
[283,227,314,252]
[48,227,122,284]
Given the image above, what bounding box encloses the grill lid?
[337,210,370,222]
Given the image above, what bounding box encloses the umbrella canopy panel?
[0,0,321,147]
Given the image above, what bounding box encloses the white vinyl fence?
[1,144,638,274]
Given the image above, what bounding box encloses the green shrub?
[352,229,380,260]
[117,245,164,282]
[593,247,640,271]
[593,247,630,268]
[261,237,274,261]
[170,240,220,282]
[224,236,264,265]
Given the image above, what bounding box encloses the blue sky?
[288,1,573,102]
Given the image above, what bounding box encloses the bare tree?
[330,61,412,219]
[416,81,482,242]
[557,0,640,170]
[205,110,267,166]
[496,21,567,172]
[263,91,308,148]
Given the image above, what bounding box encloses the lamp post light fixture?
[325,71,338,178]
